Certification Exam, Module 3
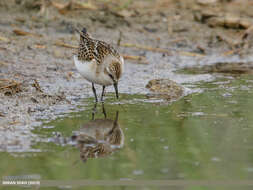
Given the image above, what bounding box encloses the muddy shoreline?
[1,0,253,151]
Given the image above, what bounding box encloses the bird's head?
[76,27,91,41]
[106,57,124,99]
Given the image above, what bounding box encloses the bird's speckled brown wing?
[78,37,120,64]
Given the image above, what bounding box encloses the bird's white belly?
[74,56,113,86]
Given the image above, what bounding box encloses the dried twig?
[123,54,148,64]
[34,44,46,49]
[178,51,205,57]
[13,29,42,37]
[54,41,78,49]
[121,43,171,55]
[168,38,186,44]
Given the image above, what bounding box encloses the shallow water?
[1,74,253,189]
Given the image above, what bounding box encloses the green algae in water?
[1,75,253,189]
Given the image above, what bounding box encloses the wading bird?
[74,28,124,102]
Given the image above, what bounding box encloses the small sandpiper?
[74,28,124,102]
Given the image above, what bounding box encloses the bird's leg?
[92,83,98,102]
[100,85,106,102]
[101,102,107,119]
[113,82,119,100]
[92,102,97,120]
[107,111,119,136]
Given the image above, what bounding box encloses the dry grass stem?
[54,41,78,49]
[123,54,148,64]
[121,43,171,55]
[13,29,42,37]
[179,51,205,57]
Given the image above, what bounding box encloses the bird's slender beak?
[113,82,119,99]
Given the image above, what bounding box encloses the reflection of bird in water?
[72,103,124,162]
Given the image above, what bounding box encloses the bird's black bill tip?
[113,83,119,100]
